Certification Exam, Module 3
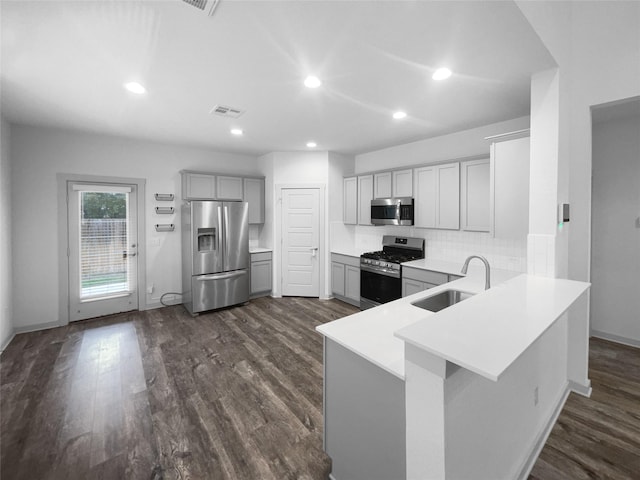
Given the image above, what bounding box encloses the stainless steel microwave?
[371,197,414,226]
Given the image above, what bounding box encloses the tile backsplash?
[332,223,527,272]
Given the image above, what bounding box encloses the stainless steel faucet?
[461,255,491,290]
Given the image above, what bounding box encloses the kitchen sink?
[410,289,475,312]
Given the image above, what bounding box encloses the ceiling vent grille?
[210,105,245,118]
[182,0,220,17]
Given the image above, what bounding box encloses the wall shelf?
[155,193,174,201]
[155,206,174,215]
[155,224,175,232]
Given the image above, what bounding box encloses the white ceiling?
[1,0,555,156]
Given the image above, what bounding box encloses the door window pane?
[79,191,131,299]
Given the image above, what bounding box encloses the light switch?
[558,203,570,225]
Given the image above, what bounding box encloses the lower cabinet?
[331,253,360,307]
[250,251,272,298]
[401,266,460,297]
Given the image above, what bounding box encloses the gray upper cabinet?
[461,158,490,232]
[490,137,530,239]
[373,172,392,198]
[392,169,413,197]
[414,163,460,230]
[182,172,265,224]
[358,175,374,225]
[243,177,265,224]
[182,172,217,200]
[217,175,244,200]
[436,163,460,230]
[343,177,358,225]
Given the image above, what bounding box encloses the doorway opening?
[590,96,640,346]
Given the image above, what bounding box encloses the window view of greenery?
[80,192,129,295]
[82,192,127,219]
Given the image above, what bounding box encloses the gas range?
[360,236,425,310]
[360,250,424,276]
[360,236,425,276]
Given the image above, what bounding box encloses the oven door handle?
[360,264,401,278]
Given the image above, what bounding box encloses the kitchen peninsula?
[317,263,590,480]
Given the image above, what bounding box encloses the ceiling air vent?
[210,105,245,118]
[182,0,220,17]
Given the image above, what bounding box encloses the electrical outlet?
[534,386,539,406]
[146,284,154,294]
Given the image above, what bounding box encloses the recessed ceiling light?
[304,76,322,88]
[432,68,452,81]
[230,128,243,136]
[393,111,407,120]
[124,81,146,94]
[306,141,317,148]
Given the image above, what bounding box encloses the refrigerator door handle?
[224,204,230,266]
[196,270,247,281]
[217,205,224,253]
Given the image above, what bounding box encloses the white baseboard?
[516,382,571,480]
[591,330,640,348]
[14,320,63,335]
[1,331,16,353]
[569,379,592,397]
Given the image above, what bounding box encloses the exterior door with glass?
[67,182,139,321]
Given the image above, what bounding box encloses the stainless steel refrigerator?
[182,201,249,314]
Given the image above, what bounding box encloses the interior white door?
[68,182,139,321]
[281,188,320,297]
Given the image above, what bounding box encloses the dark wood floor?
[0,297,358,480]
[2,298,639,479]
[529,337,640,480]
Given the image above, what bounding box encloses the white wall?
[590,110,640,344]
[10,124,260,329]
[405,314,570,479]
[517,1,640,343]
[355,116,529,173]
[267,150,354,299]
[349,117,531,271]
[0,118,13,349]
[444,317,568,479]
[527,68,561,278]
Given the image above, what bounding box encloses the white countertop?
[249,247,272,254]
[317,261,589,382]
[330,249,364,258]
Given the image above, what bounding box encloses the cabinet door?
[491,137,530,239]
[374,172,392,198]
[414,166,437,228]
[343,177,358,225]
[393,169,413,197]
[217,176,244,200]
[183,173,216,200]
[344,265,360,302]
[251,260,272,294]
[436,163,460,230]
[402,278,425,297]
[358,175,373,225]
[244,177,265,224]
[461,158,490,232]
[331,262,346,296]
